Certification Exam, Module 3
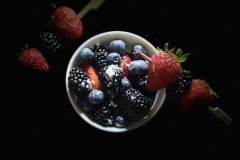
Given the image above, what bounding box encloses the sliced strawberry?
[80,64,103,90]
[52,6,83,40]
[180,79,218,111]
[19,48,49,72]
[119,52,132,77]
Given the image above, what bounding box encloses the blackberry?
[68,67,92,96]
[131,74,157,96]
[104,87,120,100]
[121,88,151,121]
[92,43,109,69]
[132,74,148,91]
[167,69,192,99]
[92,100,120,127]
[39,31,62,53]
[98,64,124,89]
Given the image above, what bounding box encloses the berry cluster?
[18,5,83,72]
[68,40,157,127]
[17,3,231,127]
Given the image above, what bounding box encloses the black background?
[1,0,240,159]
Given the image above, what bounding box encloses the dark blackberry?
[92,100,120,127]
[104,87,120,100]
[68,67,92,97]
[167,69,192,99]
[92,43,109,69]
[131,74,157,96]
[39,31,62,53]
[132,74,148,91]
[121,88,151,121]
[98,64,124,89]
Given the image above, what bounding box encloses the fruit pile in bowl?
[66,31,167,133]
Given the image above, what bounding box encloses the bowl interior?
[66,31,166,133]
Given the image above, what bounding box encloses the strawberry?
[80,64,103,90]
[52,6,83,40]
[119,52,133,77]
[19,47,49,72]
[180,79,218,111]
[138,43,189,91]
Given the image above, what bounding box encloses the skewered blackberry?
[39,31,62,53]
[167,69,192,99]
[68,67,92,97]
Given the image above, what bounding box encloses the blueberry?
[107,52,122,65]
[120,77,132,92]
[115,115,128,127]
[77,97,94,112]
[132,44,147,60]
[128,60,148,75]
[77,48,94,64]
[88,90,105,104]
[109,40,126,55]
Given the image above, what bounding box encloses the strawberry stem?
[137,50,152,62]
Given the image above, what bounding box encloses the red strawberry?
[180,79,218,111]
[19,48,49,72]
[119,52,132,77]
[138,43,190,91]
[80,64,103,90]
[52,6,83,40]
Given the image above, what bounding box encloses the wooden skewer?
[77,0,106,19]
[208,106,232,126]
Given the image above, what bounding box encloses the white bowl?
[65,31,166,133]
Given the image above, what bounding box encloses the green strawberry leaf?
[156,47,163,52]
[164,43,169,51]
[175,48,183,57]
[49,2,57,9]
[178,53,191,62]
[169,47,176,53]
[157,43,191,62]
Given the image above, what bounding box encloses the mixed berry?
[17,2,231,128]
[67,40,157,127]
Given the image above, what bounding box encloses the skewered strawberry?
[19,46,49,72]
[180,79,218,111]
[52,6,83,40]
[137,43,190,91]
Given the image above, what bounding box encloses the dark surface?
[1,0,240,159]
